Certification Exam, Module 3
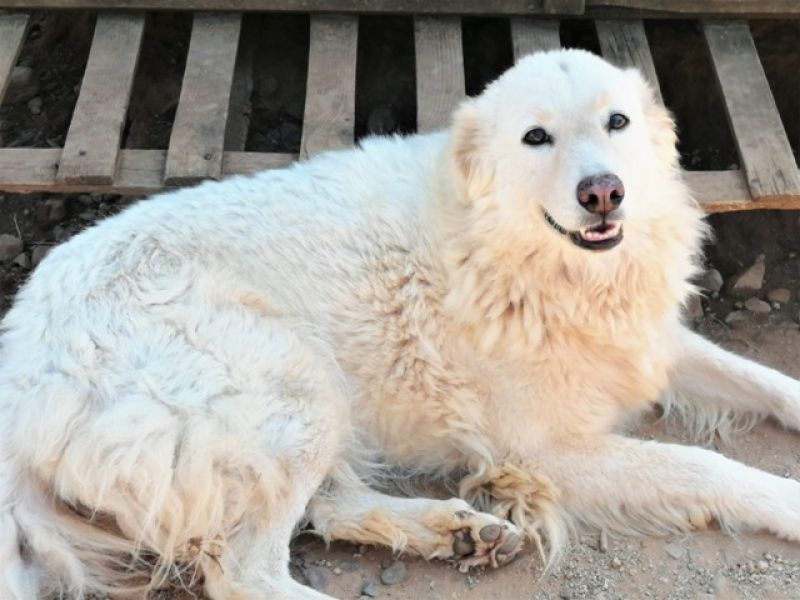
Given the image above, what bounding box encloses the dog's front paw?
[448,510,523,571]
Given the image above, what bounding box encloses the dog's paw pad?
[448,512,523,571]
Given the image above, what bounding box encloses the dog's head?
[451,49,690,256]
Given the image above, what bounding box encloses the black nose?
[576,174,625,215]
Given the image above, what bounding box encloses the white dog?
[2,49,800,600]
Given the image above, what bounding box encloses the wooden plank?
[300,15,358,159]
[0,149,296,194]
[414,16,465,133]
[543,0,584,14]
[0,0,797,17]
[1,148,798,213]
[56,13,145,185]
[164,12,241,186]
[0,13,28,102]
[595,19,663,104]
[703,21,800,202]
[510,19,560,59]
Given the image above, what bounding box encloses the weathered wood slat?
[164,12,242,185]
[0,13,28,102]
[0,0,797,17]
[704,20,800,202]
[56,13,145,185]
[0,149,296,194]
[510,19,560,59]
[595,19,663,103]
[300,15,358,159]
[414,16,465,133]
[543,0,584,14]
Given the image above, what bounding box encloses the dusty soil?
[1,10,800,600]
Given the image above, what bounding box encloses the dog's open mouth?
[543,210,624,251]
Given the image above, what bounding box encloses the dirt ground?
[1,10,800,600]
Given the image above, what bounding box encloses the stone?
[5,66,40,104]
[304,566,329,591]
[767,288,791,304]
[598,529,608,553]
[31,245,51,268]
[664,542,684,560]
[685,295,704,323]
[36,198,68,225]
[724,311,747,325]
[338,560,359,572]
[361,581,379,597]
[694,268,724,294]
[757,560,769,573]
[744,297,771,314]
[380,560,408,586]
[0,234,24,262]
[727,255,766,297]
[28,96,43,115]
[13,252,30,269]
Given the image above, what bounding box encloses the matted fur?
[2,50,800,600]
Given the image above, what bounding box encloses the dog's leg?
[543,434,800,540]
[308,465,524,570]
[667,327,800,434]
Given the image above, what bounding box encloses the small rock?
[744,297,771,314]
[725,310,747,325]
[361,580,379,597]
[28,96,43,115]
[31,245,51,267]
[367,105,398,135]
[599,529,608,553]
[685,295,704,323]
[664,542,684,560]
[734,300,744,309]
[559,587,574,600]
[380,560,408,586]
[0,234,24,262]
[332,567,342,576]
[610,557,622,569]
[5,66,40,104]
[13,252,30,269]
[304,566,329,592]
[338,560,358,573]
[772,301,781,310]
[767,288,791,304]
[757,560,769,573]
[727,255,766,297]
[36,198,68,225]
[694,268,724,293]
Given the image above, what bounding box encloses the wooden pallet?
[0,12,799,212]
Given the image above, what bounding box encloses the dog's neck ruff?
[543,209,569,236]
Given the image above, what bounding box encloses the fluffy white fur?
[2,50,800,599]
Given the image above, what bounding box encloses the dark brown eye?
[608,113,629,131]
[522,127,552,146]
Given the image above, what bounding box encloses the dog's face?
[452,49,680,255]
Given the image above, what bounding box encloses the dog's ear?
[450,99,495,201]
[629,70,679,170]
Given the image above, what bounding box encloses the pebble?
[757,560,769,573]
[28,96,43,115]
[744,297,771,314]
[767,288,791,304]
[338,560,359,572]
[727,255,766,297]
[332,566,342,575]
[36,198,67,225]
[0,234,24,262]
[361,580,379,597]
[599,529,608,553]
[13,252,30,269]
[304,566,329,591]
[664,542,684,560]
[5,66,40,104]
[725,310,747,324]
[380,560,408,586]
[694,268,724,293]
[31,245,51,267]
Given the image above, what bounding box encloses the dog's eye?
[522,127,552,146]
[608,113,629,131]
